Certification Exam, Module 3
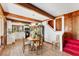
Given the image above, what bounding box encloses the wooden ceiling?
[16,3,55,19]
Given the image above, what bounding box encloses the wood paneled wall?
[64,14,73,32]
[64,10,79,39]
[48,20,54,28]
[0,4,7,46]
[56,18,62,31]
[72,15,79,39]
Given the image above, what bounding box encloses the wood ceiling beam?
[6,18,31,24]
[3,11,42,22]
[16,3,55,19]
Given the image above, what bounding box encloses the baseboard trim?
[44,41,53,45]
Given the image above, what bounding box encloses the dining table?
[27,37,40,54]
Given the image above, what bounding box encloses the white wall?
[42,16,64,51]
[54,16,64,51]
[7,20,15,44]
[42,21,56,43]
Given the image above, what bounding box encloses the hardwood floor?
[0,39,70,56]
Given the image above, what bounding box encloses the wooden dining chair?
[32,37,43,55]
[23,38,31,53]
[32,39,40,54]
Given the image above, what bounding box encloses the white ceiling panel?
[1,3,49,21]
[1,3,79,20]
[32,3,79,16]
